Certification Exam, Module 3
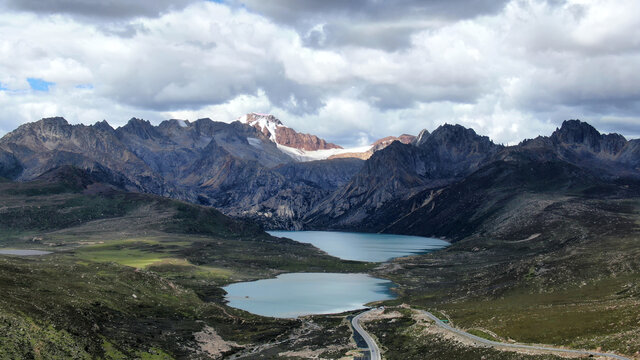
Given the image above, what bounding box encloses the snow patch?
[249,117,282,142]
[277,144,372,162]
[177,120,188,128]
[240,113,284,142]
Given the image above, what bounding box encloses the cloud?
[0,0,199,20]
[233,0,511,50]
[235,0,510,26]
[0,0,639,145]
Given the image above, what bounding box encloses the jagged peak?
[424,123,492,145]
[117,117,162,140]
[92,120,113,131]
[551,119,627,154]
[432,123,477,136]
[552,119,626,142]
[413,123,499,156]
[553,119,598,137]
[125,117,152,126]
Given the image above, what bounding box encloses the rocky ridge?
[0,117,637,232]
[0,116,366,228]
[304,120,640,234]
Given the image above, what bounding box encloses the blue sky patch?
[27,78,54,92]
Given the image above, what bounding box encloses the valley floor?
[1,173,639,359]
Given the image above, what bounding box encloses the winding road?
[352,310,382,360]
[420,310,631,360]
[351,308,631,360]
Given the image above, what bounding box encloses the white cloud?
[0,0,638,145]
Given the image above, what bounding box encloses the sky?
[0,0,639,146]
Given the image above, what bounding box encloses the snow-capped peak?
[240,113,283,142]
[238,112,390,162]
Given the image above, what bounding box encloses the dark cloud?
[234,0,510,50]
[0,0,198,19]
[237,0,510,24]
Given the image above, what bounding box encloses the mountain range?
[1,114,638,236]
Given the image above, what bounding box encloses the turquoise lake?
[223,231,448,318]
[223,272,394,318]
[268,230,449,262]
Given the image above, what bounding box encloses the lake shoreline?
[223,231,448,318]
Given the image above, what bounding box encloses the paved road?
[420,310,630,360]
[352,310,382,360]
